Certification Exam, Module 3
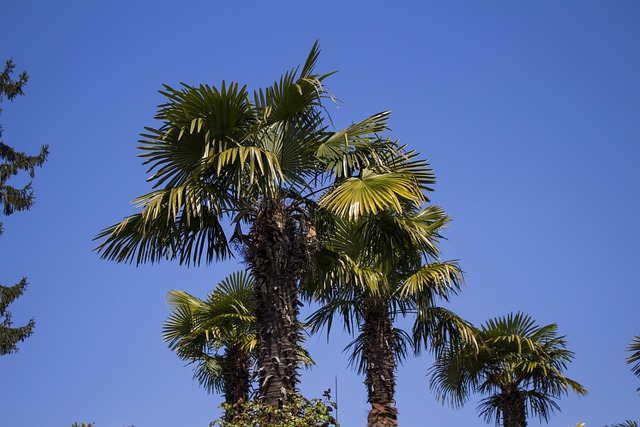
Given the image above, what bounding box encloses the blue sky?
[1,1,639,426]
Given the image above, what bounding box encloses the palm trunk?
[363,297,398,427]
[221,345,251,422]
[246,199,310,405]
[222,344,251,405]
[500,385,527,427]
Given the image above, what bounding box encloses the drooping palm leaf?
[345,326,413,375]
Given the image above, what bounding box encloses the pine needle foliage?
[0,59,48,355]
[0,278,35,355]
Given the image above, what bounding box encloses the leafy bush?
[71,423,132,427]
[211,391,339,427]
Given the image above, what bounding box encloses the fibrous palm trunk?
[363,297,398,427]
[246,199,310,405]
[222,344,251,405]
[221,345,251,422]
[500,385,527,427]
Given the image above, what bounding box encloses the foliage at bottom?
[211,391,339,427]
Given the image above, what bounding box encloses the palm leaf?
[627,334,640,382]
[413,306,476,356]
[94,203,231,266]
[399,261,463,300]
[607,421,640,427]
[319,168,425,220]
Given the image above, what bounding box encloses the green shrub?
[211,391,339,427]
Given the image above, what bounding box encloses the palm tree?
[308,206,473,427]
[163,271,256,406]
[627,333,640,392]
[95,41,431,404]
[429,312,587,427]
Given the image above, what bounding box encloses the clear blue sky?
[1,1,639,426]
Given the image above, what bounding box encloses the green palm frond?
[253,41,335,126]
[607,421,640,427]
[477,389,562,425]
[307,286,363,336]
[317,116,436,198]
[94,200,231,266]
[412,306,477,357]
[140,81,255,189]
[319,168,425,220]
[399,261,463,300]
[353,214,420,272]
[317,112,392,178]
[163,271,256,394]
[627,334,640,382]
[257,113,325,190]
[385,145,436,191]
[199,272,256,345]
[163,293,209,359]
[429,343,479,408]
[192,354,226,395]
[344,326,413,375]
[311,246,387,296]
[348,207,448,273]
[399,205,449,257]
[212,145,283,187]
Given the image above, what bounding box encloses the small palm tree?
[163,271,256,406]
[429,312,587,427]
[309,206,473,427]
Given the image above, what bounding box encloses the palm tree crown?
[95,41,431,404]
[163,271,256,405]
[429,312,587,427]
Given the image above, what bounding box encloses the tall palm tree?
[627,333,640,392]
[95,42,431,404]
[163,271,256,406]
[308,206,473,427]
[429,312,587,427]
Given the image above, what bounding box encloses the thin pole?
[335,374,339,424]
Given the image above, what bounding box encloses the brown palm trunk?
[363,297,398,427]
[500,385,527,427]
[222,344,251,405]
[246,199,310,405]
[221,345,251,422]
